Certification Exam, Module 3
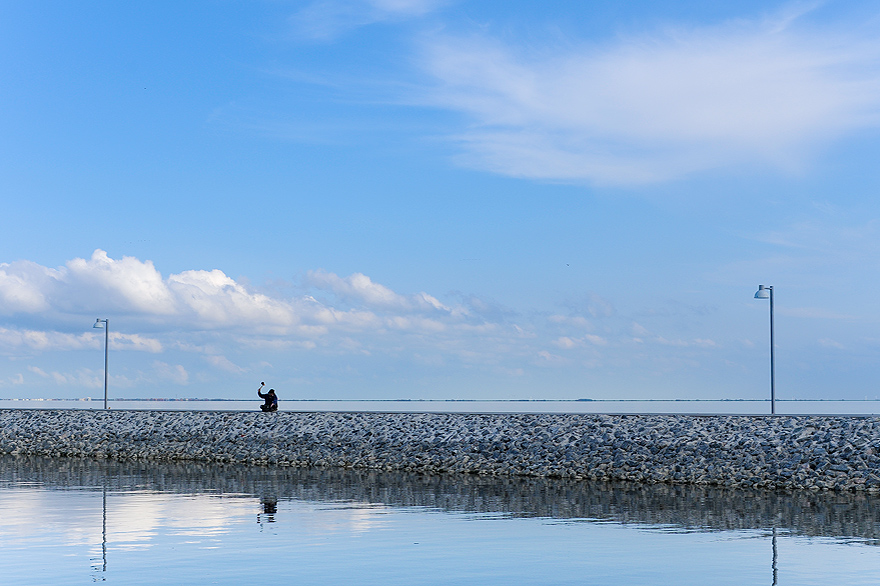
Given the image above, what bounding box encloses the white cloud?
[417,11,880,185]
[51,369,99,387]
[0,251,728,394]
[0,327,161,354]
[536,350,566,365]
[306,269,455,315]
[168,269,299,329]
[0,250,305,331]
[655,336,690,347]
[307,270,408,308]
[45,368,134,389]
[384,315,446,332]
[653,336,719,348]
[548,315,593,329]
[0,373,24,387]
[631,322,650,337]
[27,366,48,377]
[553,336,578,349]
[204,355,247,374]
[112,333,163,353]
[65,250,176,314]
[552,334,607,349]
[153,361,189,385]
[0,261,57,313]
[0,328,94,353]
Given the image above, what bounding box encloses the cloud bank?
[0,251,726,395]
[2,250,305,332]
[0,250,481,339]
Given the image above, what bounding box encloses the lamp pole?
[754,285,775,414]
[94,319,109,409]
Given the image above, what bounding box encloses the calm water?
[3,399,880,415]
[2,457,880,585]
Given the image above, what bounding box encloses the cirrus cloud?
[416,9,880,185]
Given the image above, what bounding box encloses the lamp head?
[754,285,771,299]
[93,318,105,328]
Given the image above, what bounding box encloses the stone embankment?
[1,409,879,492]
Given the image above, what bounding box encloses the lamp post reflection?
[771,527,778,586]
[90,484,108,580]
[102,486,107,575]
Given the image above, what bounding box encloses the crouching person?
[257,382,278,412]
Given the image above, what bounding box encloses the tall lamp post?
[753,285,775,414]
[93,318,109,410]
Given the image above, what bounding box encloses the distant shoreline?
[4,397,880,402]
[3,397,879,417]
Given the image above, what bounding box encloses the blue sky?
[3,0,880,400]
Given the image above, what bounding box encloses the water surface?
[2,456,880,584]
[3,398,880,415]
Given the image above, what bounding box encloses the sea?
[2,455,879,585]
[1,398,880,415]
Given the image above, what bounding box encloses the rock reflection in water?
[2,454,879,545]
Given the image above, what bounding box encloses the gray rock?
[0,409,878,492]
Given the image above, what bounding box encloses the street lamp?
[754,285,775,414]
[93,318,109,410]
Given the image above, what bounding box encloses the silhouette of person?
[257,382,278,412]
[258,496,277,525]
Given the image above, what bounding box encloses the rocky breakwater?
[1,409,879,492]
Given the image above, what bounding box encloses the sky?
[3,1,880,401]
